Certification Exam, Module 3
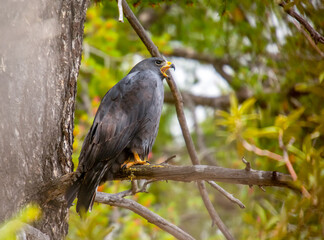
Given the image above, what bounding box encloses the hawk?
[66,57,175,213]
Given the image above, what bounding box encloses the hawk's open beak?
[160,61,175,78]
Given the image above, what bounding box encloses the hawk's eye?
[155,60,163,65]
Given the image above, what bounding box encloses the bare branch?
[164,88,251,109]
[187,95,245,212]
[207,181,245,209]
[165,45,236,240]
[278,133,297,181]
[95,192,195,240]
[35,163,297,207]
[279,1,324,45]
[18,224,50,240]
[290,19,324,57]
[242,140,283,162]
[113,164,295,189]
[164,48,235,84]
[242,157,251,172]
[122,0,160,57]
[278,133,311,198]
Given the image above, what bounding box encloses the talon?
[121,151,150,169]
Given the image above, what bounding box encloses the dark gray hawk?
[66,57,175,213]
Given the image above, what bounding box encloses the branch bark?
[113,165,294,188]
[279,1,324,45]
[164,88,251,109]
[95,192,195,240]
[37,164,296,209]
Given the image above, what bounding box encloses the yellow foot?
[121,151,150,169]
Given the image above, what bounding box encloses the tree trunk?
[0,0,88,239]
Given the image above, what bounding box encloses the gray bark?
[0,0,88,239]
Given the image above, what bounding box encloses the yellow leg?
[121,151,150,169]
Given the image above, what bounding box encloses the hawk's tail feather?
[65,173,84,208]
[76,162,109,213]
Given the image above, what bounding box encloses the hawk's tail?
[65,162,108,213]
[65,173,83,208]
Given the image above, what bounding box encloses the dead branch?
[95,192,195,240]
[279,1,324,45]
[114,164,294,188]
[207,181,245,209]
[290,20,324,57]
[36,164,296,204]
[242,140,283,162]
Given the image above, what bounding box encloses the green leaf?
[239,98,256,114]
[319,72,324,83]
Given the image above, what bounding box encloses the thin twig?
[164,89,251,110]
[185,93,216,164]
[242,157,251,171]
[161,155,176,164]
[278,133,297,181]
[95,192,195,240]
[242,140,283,162]
[278,132,311,198]
[279,1,324,45]
[117,0,124,22]
[188,96,245,211]
[207,181,245,209]
[291,20,324,57]
[121,1,234,239]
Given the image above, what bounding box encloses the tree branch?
[207,181,245,209]
[164,88,251,109]
[113,164,295,189]
[18,224,50,240]
[36,164,297,205]
[95,192,195,240]
[290,19,324,57]
[165,47,235,84]
[122,0,160,57]
[36,164,296,206]
[279,1,324,45]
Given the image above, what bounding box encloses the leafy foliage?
[0,204,41,240]
[68,0,324,239]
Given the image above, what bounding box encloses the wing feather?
[78,70,158,172]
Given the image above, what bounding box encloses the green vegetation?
[68,1,324,239]
[0,204,41,240]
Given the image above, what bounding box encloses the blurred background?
[67,1,324,239]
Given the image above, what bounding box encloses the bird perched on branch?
[66,57,175,213]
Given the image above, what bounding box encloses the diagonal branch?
[95,192,195,240]
[121,1,235,239]
[290,19,324,57]
[279,1,324,45]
